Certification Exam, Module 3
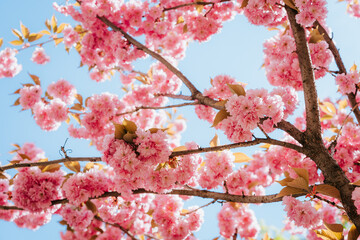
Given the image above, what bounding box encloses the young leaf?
[56,23,68,34]
[11,29,22,39]
[114,123,125,140]
[29,73,41,85]
[209,134,219,147]
[9,39,23,46]
[0,38,3,48]
[173,146,187,152]
[20,22,30,39]
[212,109,229,127]
[348,224,360,240]
[41,163,62,172]
[123,119,137,133]
[64,161,81,173]
[51,15,58,32]
[233,152,253,163]
[227,83,246,96]
[85,200,98,214]
[324,222,343,234]
[292,168,309,186]
[276,186,306,198]
[287,177,309,191]
[315,184,341,200]
[28,33,43,42]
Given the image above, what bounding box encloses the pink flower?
[62,169,111,206]
[0,48,22,78]
[59,204,94,230]
[63,26,80,48]
[12,167,64,212]
[282,196,322,228]
[19,85,42,109]
[31,47,50,65]
[48,99,68,122]
[47,79,77,105]
[352,187,360,214]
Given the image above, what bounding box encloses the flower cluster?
[264,32,332,90]
[335,70,360,95]
[153,195,204,240]
[63,26,80,48]
[0,48,22,78]
[218,203,259,239]
[58,204,94,230]
[294,0,327,27]
[352,187,360,214]
[12,167,64,212]
[62,168,112,206]
[282,196,322,228]
[198,151,234,189]
[31,47,50,65]
[221,87,297,142]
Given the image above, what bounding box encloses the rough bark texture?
[286,6,360,230]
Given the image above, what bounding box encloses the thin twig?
[314,20,360,124]
[97,16,221,110]
[181,199,217,216]
[313,195,344,210]
[0,138,303,172]
[329,102,359,153]
[0,157,101,172]
[162,0,230,12]
[94,216,138,240]
[154,93,194,101]
[257,123,270,139]
[116,102,199,116]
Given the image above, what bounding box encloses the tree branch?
[286,6,322,139]
[170,137,304,158]
[162,0,231,12]
[0,137,303,172]
[314,20,360,124]
[0,189,306,211]
[94,216,138,240]
[97,16,220,109]
[116,102,199,116]
[0,157,101,172]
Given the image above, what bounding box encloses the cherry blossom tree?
[1,0,360,239]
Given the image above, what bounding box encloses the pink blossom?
[282,196,322,228]
[47,79,77,105]
[0,48,22,78]
[352,187,360,214]
[19,85,42,109]
[48,99,68,122]
[59,204,94,230]
[31,47,50,65]
[63,26,80,48]
[14,211,52,230]
[11,142,46,163]
[62,169,112,206]
[12,167,64,212]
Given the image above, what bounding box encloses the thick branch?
[286,6,322,139]
[275,120,305,144]
[314,20,360,124]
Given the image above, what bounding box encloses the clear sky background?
[0,1,360,239]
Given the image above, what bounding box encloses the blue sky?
[0,1,360,239]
